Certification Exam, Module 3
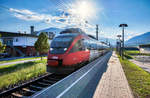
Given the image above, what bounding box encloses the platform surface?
[93,52,133,98]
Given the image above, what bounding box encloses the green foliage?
[0,60,46,89]
[118,55,150,98]
[34,32,50,59]
[125,50,150,56]
[0,34,6,53]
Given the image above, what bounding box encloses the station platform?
[93,52,133,98]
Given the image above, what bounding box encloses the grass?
[118,55,150,98]
[125,50,150,56]
[0,56,46,64]
[0,59,47,90]
[125,50,140,55]
[124,53,133,59]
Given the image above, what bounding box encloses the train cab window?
[50,36,74,54]
[51,37,73,48]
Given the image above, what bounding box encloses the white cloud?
[9,7,96,33]
[9,8,52,23]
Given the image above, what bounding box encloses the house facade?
[0,26,60,57]
[0,31,39,57]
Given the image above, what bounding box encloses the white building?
[0,31,40,56]
[0,31,51,57]
[0,26,62,57]
[139,44,150,54]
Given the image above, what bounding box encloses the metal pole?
[96,24,98,40]
[122,26,124,59]
[119,23,128,59]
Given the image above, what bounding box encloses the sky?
[0,0,150,41]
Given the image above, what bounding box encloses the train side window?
[76,40,83,51]
[79,39,86,51]
[69,40,83,53]
[81,39,86,51]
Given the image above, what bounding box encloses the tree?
[34,32,50,60]
[0,34,6,53]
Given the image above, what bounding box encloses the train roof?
[60,28,85,34]
[57,28,108,45]
[88,35,97,40]
[56,33,79,38]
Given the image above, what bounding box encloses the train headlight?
[64,48,67,51]
[50,48,53,51]
[86,48,89,51]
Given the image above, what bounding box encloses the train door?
[81,38,90,62]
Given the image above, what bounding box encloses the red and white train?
[47,28,110,74]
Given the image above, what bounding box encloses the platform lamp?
[119,24,128,59]
[117,35,121,41]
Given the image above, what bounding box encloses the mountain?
[125,32,150,47]
[99,37,116,46]
[36,27,63,36]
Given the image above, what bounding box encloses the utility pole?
[96,24,98,40]
[119,24,128,59]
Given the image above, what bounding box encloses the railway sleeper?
[37,82,50,86]
[30,85,43,90]
[49,74,67,80]
[48,77,60,81]
[45,79,57,84]
[11,92,27,98]
[48,77,62,81]
[22,88,36,94]
[42,79,56,84]
[13,89,33,97]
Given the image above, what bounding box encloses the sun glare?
[70,1,95,20]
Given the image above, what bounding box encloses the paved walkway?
[93,52,133,98]
[130,59,150,73]
[0,56,40,61]
[0,58,46,66]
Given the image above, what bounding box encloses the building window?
[16,38,18,42]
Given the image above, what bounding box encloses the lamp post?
[119,24,128,59]
[117,35,122,56]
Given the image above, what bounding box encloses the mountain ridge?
[125,32,150,47]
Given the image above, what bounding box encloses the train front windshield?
[50,36,73,54]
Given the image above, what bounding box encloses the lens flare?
[69,1,95,20]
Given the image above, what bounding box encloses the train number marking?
[52,56,58,59]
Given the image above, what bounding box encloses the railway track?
[0,73,68,98]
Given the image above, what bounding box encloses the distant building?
[0,31,39,57]
[44,32,55,39]
[36,27,63,39]
[124,47,139,50]
[0,26,60,57]
[139,44,150,54]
